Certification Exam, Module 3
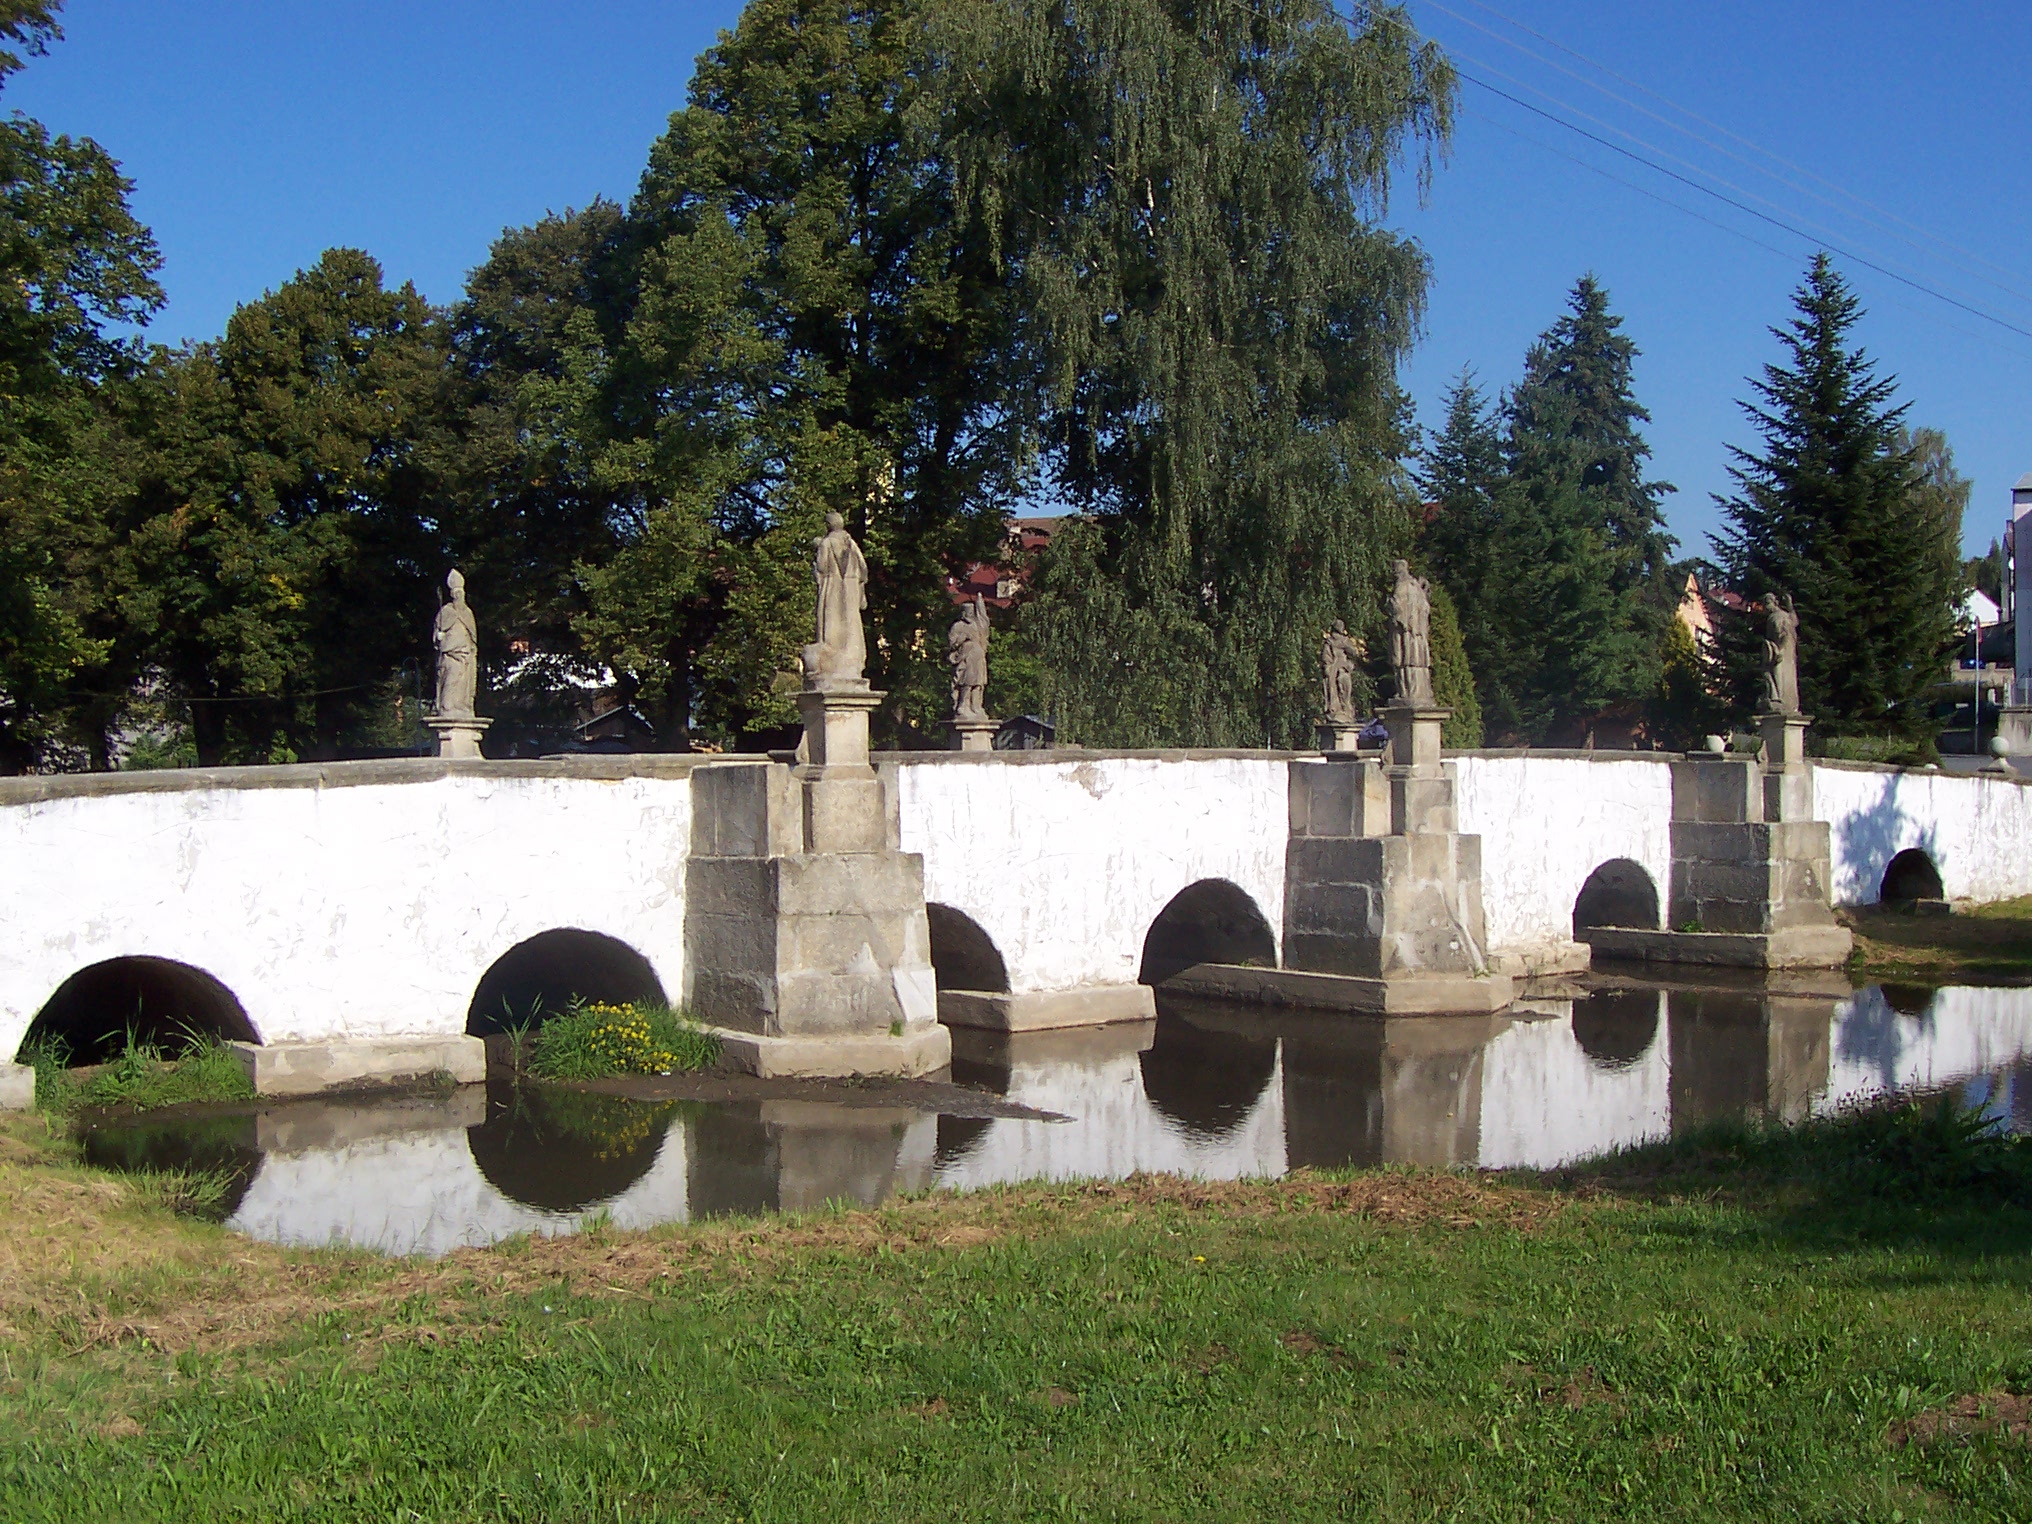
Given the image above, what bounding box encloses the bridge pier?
[1170,707,1513,1014]
[1585,718,1852,970]
[682,684,949,1079]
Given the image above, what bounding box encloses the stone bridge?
[2,749,2028,1099]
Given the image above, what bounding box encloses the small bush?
[526,1000,720,1081]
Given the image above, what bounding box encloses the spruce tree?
[1490,275,1673,742]
[1417,368,1505,708]
[1712,255,1960,741]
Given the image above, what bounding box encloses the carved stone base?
[937,984,1156,1032]
[1318,719,1366,754]
[1584,924,1854,970]
[426,715,492,759]
[949,716,999,753]
[1160,961,1514,1015]
[701,1021,951,1079]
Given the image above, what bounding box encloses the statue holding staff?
[1389,559,1435,708]
[948,594,991,721]
[433,569,479,718]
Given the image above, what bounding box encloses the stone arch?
[465,929,667,1038]
[926,904,1010,993]
[1138,879,1277,988]
[1880,848,1944,906]
[17,956,258,1066]
[1572,858,1661,939]
[1571,990,1661,1070]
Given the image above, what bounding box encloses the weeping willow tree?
[938,0,1453,745]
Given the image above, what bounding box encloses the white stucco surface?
[0,769,694,1058]
[1455,756,1675,955]
[1811,763,2032,904]
[894,756,1289,995]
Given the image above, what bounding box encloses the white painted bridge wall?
[5,752,2032,1056]
[0,766,694,1060]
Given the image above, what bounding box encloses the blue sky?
[11,1,2029,558]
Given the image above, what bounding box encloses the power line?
[1437,0,2031,293]
[1461,106,2032,369]
[1448,44,2026,325]
[1455,71,2032,345]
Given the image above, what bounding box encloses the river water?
[80,979,2032,1257]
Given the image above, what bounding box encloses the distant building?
[949,517,1059,608]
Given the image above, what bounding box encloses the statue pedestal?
[1758,709,1812,821]
[949,716,999,753]
[1167,705,1513,1016]
[425,716,491,759]
[1317,718,1365,754]
[681,683,948,1078]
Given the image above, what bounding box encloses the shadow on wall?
[1880,848,1944,905]
[926,904,1010,993]
[1827,770,1940,905]
[1138,879,1277,987]
[18,956,258,1066]
[1572,859,1661,939]
[466,929,668,1037]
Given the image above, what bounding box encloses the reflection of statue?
[948,594,990,721]
[1321,620,1363,723]
[802,512,869,684]
[1762,591,1800,714]
[433,569,479,718]
[1389,559,1434,708]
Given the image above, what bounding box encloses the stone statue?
[433,569,479,718]
[948,594,991,721]
[1321,620,1363,724]
[803,511,869,685]
[1763,590,1800,714]
[1389,559,1435,708]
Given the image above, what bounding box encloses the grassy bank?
[1845,895,2032,982]
[25,1034,255,1116]
[3,1102,2031,1521]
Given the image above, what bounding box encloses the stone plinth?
[1318,719,1365,754]
[938,984,1155,1032]
[1585,742,1850,971]
[684,743,950,1079]
[1998,705,2032,756]
[1169,718,1512,1016]
[229,1035,485,1097]
[949,716,999,754]
[0,1062,34,1111]
[425,715,491,759]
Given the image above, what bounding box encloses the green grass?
[3,1098,2032,1520]
[1846,894,2032,981]
[24,1032,256,1116]
[524,999,721,1080]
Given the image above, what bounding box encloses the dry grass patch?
[1887,1391,2032,1448]
[1843,896,2032,981]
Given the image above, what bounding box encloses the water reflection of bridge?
[95,984,2032,1257]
